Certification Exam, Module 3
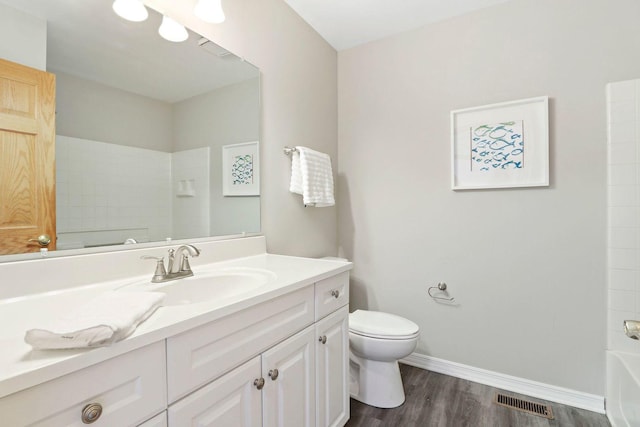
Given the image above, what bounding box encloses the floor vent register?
[493,392,554,419]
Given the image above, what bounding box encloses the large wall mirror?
[0,0,260,261]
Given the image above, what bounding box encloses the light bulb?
[194,0,225,24]
[112,0,148,22]
[158,16,189,42]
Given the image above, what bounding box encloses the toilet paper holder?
[428,282,455,302]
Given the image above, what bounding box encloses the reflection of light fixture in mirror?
[194,0,226,24]
[112,0,148,22]
[158,16,189,42]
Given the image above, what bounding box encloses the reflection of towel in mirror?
[24,291,164,350]
[289,146,335,207]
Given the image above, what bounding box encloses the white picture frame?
[222,141,260,196]
[451,96,549,190]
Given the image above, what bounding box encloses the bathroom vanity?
[0,237,351,427]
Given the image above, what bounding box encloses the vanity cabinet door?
[262,325,316,427]
[138,411,167,427]
[316,305,350,427]
[168,356,262,427]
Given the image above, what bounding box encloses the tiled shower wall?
[607,79,640,354]
[56,135,172,248]
[171,147,210,239]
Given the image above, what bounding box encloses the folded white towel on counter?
[24,291,164,350]
[289,146,335,207]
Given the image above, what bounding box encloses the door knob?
[28,234,51,247]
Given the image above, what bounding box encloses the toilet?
[349,309,420,408]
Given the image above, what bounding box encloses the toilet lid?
[349,310,419,340]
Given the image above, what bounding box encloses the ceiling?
[284,0,514,51]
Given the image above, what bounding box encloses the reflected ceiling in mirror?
[0,0,261,261]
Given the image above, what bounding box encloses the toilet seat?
[349,310,419,340]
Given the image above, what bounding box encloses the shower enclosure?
[606,78,640,427]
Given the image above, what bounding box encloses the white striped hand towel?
[289,146,335,207]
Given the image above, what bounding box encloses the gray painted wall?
[55,71,173,151]
[338,0,640,395]
[0,3,46,71]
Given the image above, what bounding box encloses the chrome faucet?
[142,244,201,283]
[168,244,201,275]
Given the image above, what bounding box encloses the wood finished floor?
[345,364,611,427]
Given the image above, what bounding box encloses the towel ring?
[428,282,455,302]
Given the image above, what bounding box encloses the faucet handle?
[141,255,163,261]
[141,255,167,283]
[180,255,193,273]
[167,249,176,273]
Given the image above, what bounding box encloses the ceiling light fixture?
[194,0,226,24]
[158,15,189,42]
[112,0,148,22]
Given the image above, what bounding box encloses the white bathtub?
[607,351,640,427]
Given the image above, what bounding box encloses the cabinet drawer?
[0,341,166,427]
[315,272,349,320]
[167,285,314,402]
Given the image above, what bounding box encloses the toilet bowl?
[349,310,419,408]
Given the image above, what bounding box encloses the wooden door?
[316,306,350,427]
[262,325,316,427]
[0,58,56,254]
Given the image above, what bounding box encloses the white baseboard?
[401,352,605,414]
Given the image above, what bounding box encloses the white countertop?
[0,253,352,399]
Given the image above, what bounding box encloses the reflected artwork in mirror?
[0,0,260,260]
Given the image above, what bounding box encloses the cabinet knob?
[268,369,279,380]
[331,289,340,298]
[81,403,103,424]
[319,335,327,344]
[254,377,265,390]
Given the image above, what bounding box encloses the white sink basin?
[119,268,276,306]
